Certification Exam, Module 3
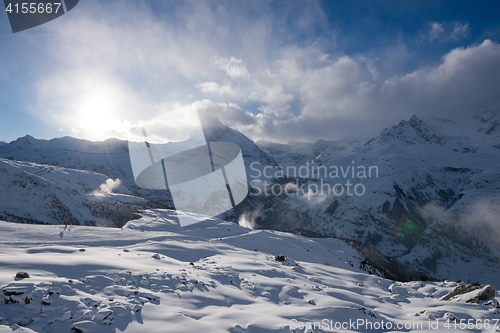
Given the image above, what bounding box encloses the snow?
[0,158,145,227]
[1,211,499,332]
[251,112,500,287]
[1,111,500,331]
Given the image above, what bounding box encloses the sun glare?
[75,92,127,140]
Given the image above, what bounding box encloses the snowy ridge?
[0,158,145,227]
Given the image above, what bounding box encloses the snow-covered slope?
[0,158,145,227]
[0,136,172,208]
[0,211,498,332]
[252,111,500,286]
[0,120,278,211]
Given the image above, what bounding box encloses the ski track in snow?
[0,210,499,332]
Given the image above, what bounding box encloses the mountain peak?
[364,115,446,147]
[408,115,422,126]
[196,110,232,141]
[475,111,500,135]
[13,134,37,145]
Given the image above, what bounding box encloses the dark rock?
[3,289,24,296]
[325,200,339,215]
[15,272,29,279]
[467,286,495,303]
[442,283,495,303]
[275,255,285,262]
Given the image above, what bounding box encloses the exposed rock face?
[441,283,495,303]
[470,285,496,303]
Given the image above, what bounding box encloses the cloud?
[33,0,279,140]
[382,40,500,115]
[249,84,294,117]
[438,197,500,257]
[212,40,500,143]
[451,22,470,41]
[419,21,470,43]
[419,202,447,221]
[427,22,444,42]
[30,0,500,145]
[238,207,262,230]
[197,82,235,96]
[94,178,122,195]
[211,56,250,79]
[300,56,374,119]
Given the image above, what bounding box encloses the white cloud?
[210,40,500,143]
[249,84,293,117]
[238,207,261,230]
[428,22,444,42]
[210,56,250,79]
[31,1,500,145]
[300,56,374,118]
[197,81,235,96]
[93,178,121,195]
[419,21,470,43]
[451,22,470,41]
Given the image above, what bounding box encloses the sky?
[0,0,499,144]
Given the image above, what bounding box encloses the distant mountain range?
[0,109,499,286]
[254,110,500,285]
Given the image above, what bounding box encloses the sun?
[75,91,127,140]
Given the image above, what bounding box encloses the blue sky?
[0,0,499,143]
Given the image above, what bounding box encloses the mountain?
[0,135,134,188]
[0,158,145,227]
[255,140,316,166]
[0,119,278,224]
[0,123,276,188]
[199,113,280,179]
[0,212,498,332]
[0,111,499,286]
[256,137,360,167]
[251,112,500,285]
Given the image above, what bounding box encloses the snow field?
[0,210,499,332]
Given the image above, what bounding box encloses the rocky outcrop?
[441,283,495,303]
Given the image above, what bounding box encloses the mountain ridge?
[0,112,499,286]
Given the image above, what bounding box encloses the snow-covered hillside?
[249,111,500,287]
[0,136,171,209]
[0,118,278,214]
[0,158,145,227]
[0,211,498,332]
